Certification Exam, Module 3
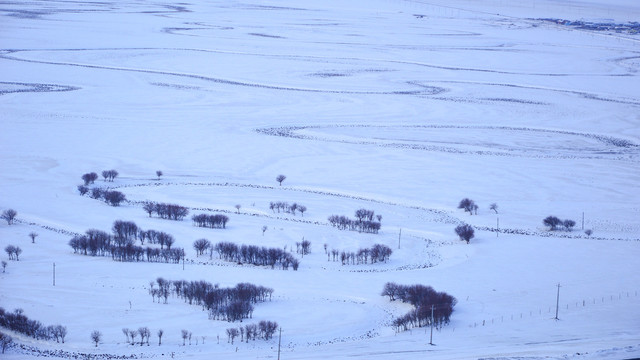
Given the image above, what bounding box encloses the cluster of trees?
[326,244,393,265]
[454,223,475,243]
[81,170,119,185]
[0,307,67,343]
[101,169,119,182]
[78,187,127,206]
[458,198,479,215]
[68,221,184,263]
[295,239,311,256]
[191,213,229,229]
[212,242,300,270]
[381,283,456,332]
[226,320,278,344]
[143,202,189,220]
[139,229,175,248]
[81,172,98,185]
[1,209,17,225]
[193,238,212,256]
[69,236,184,263]
[328,208,382,234]
[121,327,159,346]
[268,201,307,216]
[150,278,273,323]
[4,245,22,261]
[543,216,576,231]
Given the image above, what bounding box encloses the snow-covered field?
[1,0,639,359]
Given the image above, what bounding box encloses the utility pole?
[53,262,56,286]
[182,255,185,271]
[554,283,561,320]
[277,328,282,360]
[429,305,434,345]
[398,229,402,249]
[582,212,584,230]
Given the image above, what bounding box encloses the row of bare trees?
[381,283,456,332]
[121,327,158,346]
[0,308,67,343]
[150,278,273,323]
[543,216,576,231]
[212,242,300,270]
[326,244,392,265]
[68,221,184,263]
[81,170,119,186]
[328,208,381,234]
[268,201,307,216]
[78,186,127,206]
[226,320,278,344]
[101,169,119,182]
[191,214,229,229]
[142,202,189,220]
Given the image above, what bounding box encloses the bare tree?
[298,205,307,217]
[181,329,189,346]
[122,328,130,343]
[1,261,6,273]
[90,187,104,200]
[262,225,267,236]
[14,247,21,261]
[157,329,164,345]
[143,202,156,217]
[227,328,239,344]
[55,325,67,343]
[1,209,17,225]
[102,169,119,182]
[193,238,211,256]
[156,170,163,180]
[276,174,286,186]
[103,190,126,206]
[4,245,15,260]
[585,229,593,236]
[82,172,98,185]
[0,332,12,354]
[91,330,102,347]
[129,329,138,345]
[454,224,475,244]
[563,219,576,231]
[138,327,150,345]
[457,198,476,215]
[164,236,174,250]
[235,204,241,214]
[77,185,89,196]
[489,203,498,214]
[29,232,38,243]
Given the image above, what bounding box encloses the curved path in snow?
[256,124,640,160]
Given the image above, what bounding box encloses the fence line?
[461,289,639,330]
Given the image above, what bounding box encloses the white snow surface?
[1,0,639,359]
